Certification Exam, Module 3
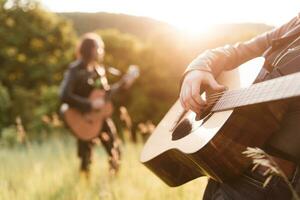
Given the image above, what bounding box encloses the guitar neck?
[108,78,126,98]
[211,72,300,112]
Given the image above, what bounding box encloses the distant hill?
[59,12,176,39]
[59,12,273,40]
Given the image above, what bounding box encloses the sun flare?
[41,0,299,36]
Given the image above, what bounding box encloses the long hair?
[76,33,104,63]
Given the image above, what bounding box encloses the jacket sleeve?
[185,15,300,77]
[59,67,92,112]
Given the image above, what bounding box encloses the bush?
[0,126,18,147]
[0,0,76,137]
[0,83,11,131]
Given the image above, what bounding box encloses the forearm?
[186,36,270,78]
[186,15,300,78]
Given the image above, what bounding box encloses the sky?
[38,1,299,85]
[40,0,300,34]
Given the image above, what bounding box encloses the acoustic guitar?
[141,57,300,187]
[61,65,139,141]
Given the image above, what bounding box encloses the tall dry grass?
[0,136,206,200]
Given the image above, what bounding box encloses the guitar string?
[206,88,242,99]
[203,87,267,107]
[205,94,225,100]
[203,81,277,104]
[206,94,235,107]
[187,77,299,114]
[205,87,283,107]
[190,74,297,110]
[206,90,243,102]
[206,88,261,106]
[206,92,226,100]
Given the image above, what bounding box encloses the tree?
[0,0,76,90]
[0,0,77,132]
[0,83,11,131]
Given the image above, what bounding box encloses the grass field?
[0,136,206,200]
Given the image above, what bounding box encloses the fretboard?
[211,72,300,112]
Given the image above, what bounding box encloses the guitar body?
[140,58,290,187]
[63,89,113,141]
[61,65,139,141]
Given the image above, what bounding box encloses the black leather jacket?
[59,60,98,113]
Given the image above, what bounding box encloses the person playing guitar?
[179,14,300,199]
[59,33,135,178]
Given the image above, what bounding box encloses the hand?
[180,69,226,114]
[91,98,105,110]
[123,78,134,89]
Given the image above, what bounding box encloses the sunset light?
[40,0,300,33]
[3,0,300,199]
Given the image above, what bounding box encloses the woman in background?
[59,33,121,178]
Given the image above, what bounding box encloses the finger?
[189,103,201,114]
[182,85,191,110]
[191,83,207,107]
[208,77,226,91]
[180,84,189,110]
[189,98,207,114]
[187,85,202,113]
[191,82,202,105]
[179,91,186,110]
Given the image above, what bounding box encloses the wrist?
[180,65,214,89]
[188,65,213,75]
[185,68,213,79]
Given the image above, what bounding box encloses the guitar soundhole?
[172,119,192,141]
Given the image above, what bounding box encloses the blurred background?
[0,0,299,199]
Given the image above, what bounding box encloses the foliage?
[0,0,76,90]
[0,126,18,146]
[98,29,142,74]
[0,0,77,134]
[0,83,11,131]
[243,147,300,199]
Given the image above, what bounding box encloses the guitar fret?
[285,76,293,98]
[290,75,300,97]
[228,90,240,109]
[220,92,229,109]
[232,90,241,108]
[212,72,300,112]
[244,87,253,105]
[224,90,236,109]
[265,81,274,102]
[280,77,289,98]
[257,84,264,103]
[251,85,259,105]
[237,89,246,107]
[263,81,271,102]
[270,78,282,101]
[295,73,300,96]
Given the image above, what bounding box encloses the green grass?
[0,137,206,200]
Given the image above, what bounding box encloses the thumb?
[208,77,226,91]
